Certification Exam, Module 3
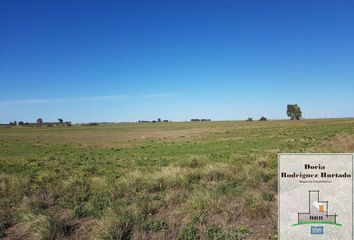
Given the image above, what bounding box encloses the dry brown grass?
[328,133,354,152]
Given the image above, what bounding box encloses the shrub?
[181,156,207,169]
[262,192,274,202]
[269,230,278,240]
[232,227,250,239]
[0,221,5,238]
[206,225,250,240]
[207,225,229,240]
[94,209,134,240]
[217,179,244,195]
[61,178,92,217]
[249,200,271,219]
[0,210,11,238]
[186,188,222,224]
[203,165,225,182]
[179,224,199,240]
[145,219,167,232]
[0,174,29,207]
[22,213,62,240]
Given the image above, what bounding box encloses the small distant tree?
[247,117,253,121]
[157,118,161,123]
[13,121,17,125]
[36,118,43,124]
[58,118,63,124]
[259,116,268,121]
[287,104,302,120]
[18,121,24,125]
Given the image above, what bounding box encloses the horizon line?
[2,117,353,125]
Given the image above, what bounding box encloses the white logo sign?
[278,154,353,239]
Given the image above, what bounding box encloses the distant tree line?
[138,118,171,123]
[1,104,304,127]
[190,119,211,122]
[4,118,71,127]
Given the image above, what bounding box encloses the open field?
[1,119,354,240]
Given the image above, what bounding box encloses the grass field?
[1,119,354,240]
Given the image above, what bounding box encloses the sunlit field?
[1,119,354,239]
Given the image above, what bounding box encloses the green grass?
[292,221,343,227]
[0,119,353,239]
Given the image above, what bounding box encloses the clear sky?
[1,0,353,123]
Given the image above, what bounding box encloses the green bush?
[233,227,250,238]
[179,224,199,240]
[207,225,229,240]
[94,209,134,240]
[206,225,250,240]
[217,180,244,195]
[61,178,92,217]
[0,220,6,238]
[22,213,62,240]
[262,192,274,202]
[146,219,167,232]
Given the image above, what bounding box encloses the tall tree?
[36,118,43,124]
[287,104,302,120]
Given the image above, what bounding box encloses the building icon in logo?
[297,190,338,224]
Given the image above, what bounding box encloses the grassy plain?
[1,119,354,239]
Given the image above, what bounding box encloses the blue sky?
[1,0,353,123]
